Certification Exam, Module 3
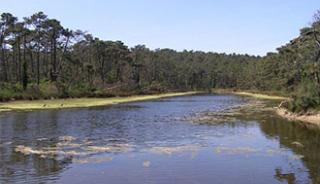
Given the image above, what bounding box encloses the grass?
[0,92,200,112]
[211,89,289,101]
[233,92,289,101]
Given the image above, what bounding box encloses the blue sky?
[0,0,319,55]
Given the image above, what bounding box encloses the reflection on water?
[260,116,320,184]
[0,95,319,184]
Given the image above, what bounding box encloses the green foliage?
[289,80,320,112]
[0,84,21,101]
[0,83,33,101]
[1,10,320,114]
[38,81,60,98]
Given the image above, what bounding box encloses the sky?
[0,0,319,56]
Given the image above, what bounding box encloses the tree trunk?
[17,38,22,84]
[52,33,57,81]
[37,46,40,85]
[23,36,27,86]
[28,49,34,76]
[1,43,8,82]
[22,61,28,90]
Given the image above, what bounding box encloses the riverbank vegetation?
[211,89,289,101]
[0,92,198,111]
[276,108,320,126]
[0,11,258,101]
[0,10,320,114]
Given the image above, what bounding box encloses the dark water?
[0,95,320,184]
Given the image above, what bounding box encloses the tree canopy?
[1,10,320,112]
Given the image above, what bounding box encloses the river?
[0,94,319,184]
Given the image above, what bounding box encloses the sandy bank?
[0,92,200,112]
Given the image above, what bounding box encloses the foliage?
[0,10,320,113]
[289,80,320,112]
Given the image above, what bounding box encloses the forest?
[0,10,320,112]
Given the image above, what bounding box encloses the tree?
[0,13,17,82]
[43,19,63,81]
[22,60,28,90]
[24,12,48,85]
[11,22,25,83]
[313,10,320,84]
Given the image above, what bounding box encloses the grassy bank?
[211,89,320,126]
[233,92,289,101]
[0,92,200,112]
[211,89,289,101]
[230,90,320,126]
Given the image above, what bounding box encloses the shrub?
[39,81,60,98]
[289,80,320,112]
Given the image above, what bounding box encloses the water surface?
[0,95,319,184]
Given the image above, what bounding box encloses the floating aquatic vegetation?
[41,147,59,151]
[187,99,272,124]
[15,143,131,158]
[149,145,200,155]
[73,156,113,164]
[291,141,304,148]
[58,151,92,157]
[58,136,76,142]
[37,138,49,141]
[56,142,82,148]
[15,146,91,158]
[14,135,132,162]
[84,144,131,153]
[15,145,59,156]
[190,113,237,124]
[214,146,258,155]
[83,140,94,145]
[143,160,151,167]
[289,154,304,160]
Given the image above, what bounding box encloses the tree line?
[0,11,259,100]
[0,10,320,112]
[254,10,320,111]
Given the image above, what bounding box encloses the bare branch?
[314,10,320,22]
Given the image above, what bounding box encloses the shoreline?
[212,89,289,101]
[276,108,320,126]
[212,89,320,125]
[232,92,289,101]
[2,89,319,126]
[0,92,200,112]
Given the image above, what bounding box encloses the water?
[0,94,319,184]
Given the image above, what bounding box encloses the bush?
[39,81,60,98]
[289,80,320,112]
